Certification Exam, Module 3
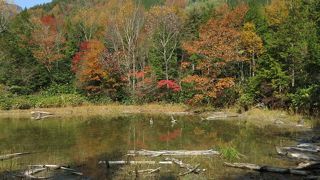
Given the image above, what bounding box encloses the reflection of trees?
[72,116,129,162]
[0,118,76,151]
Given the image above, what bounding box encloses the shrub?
[238,93,255,111]
[86,95,112,105]
[219,146,241,161]
[290,85,320,115]
[0,97,12,110]
[34,94,86,108]
[12,98,33,110]
[41,83,77,96]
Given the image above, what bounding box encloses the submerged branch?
[224,162,310,176]
[0,152,31,161]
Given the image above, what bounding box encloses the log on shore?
[224,162,310,176]
[0,152,31,161]
[127,149,220,157]
[31,111,54,120]
[276,147,320,161]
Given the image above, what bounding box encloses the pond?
[0,114,311,179]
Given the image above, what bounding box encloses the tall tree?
[72,40,106,94]
[241,22,264,77]
[146,5,182,84]
[265,0,289,27]
[31,15,65,75]
[0,10,49,94]
[181,4,248,105]
[0,0,13,33]
[106,0,145,94]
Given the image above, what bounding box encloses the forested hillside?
[0,0,319,115]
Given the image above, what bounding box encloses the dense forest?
[0,0,319,115]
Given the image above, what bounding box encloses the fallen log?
[28,165,83,176]
[224,162,310,176]
[134,167,161,174]
[99,160,173,165]
[297,144,320,152]
[31,111,54,120]
[305,175,320,180]
[179,164,200,176]
[127,149,219,157]
[0,152,31,161]
[283,147,318,153]
[205,112,239,120]
[296,161,320,170]
[224,162,261,170]
[23,167,49,179]
[276,147,320,161]
[164,157,203,174]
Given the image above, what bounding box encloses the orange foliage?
[181,4,247,105]
[183,4,248,62]
[73,40,107,94]
[31,15,65,72]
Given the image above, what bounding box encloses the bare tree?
[106,0,145,93]
[146,6,181,83]
[0,0,10,33]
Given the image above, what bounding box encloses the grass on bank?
[0,103,189,119]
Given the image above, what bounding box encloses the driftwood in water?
[165,157,204,174]
[224,162,309,176]
[127,149,219,157]
[99,160,173,166]
[297,144,320,152]
[31,111,54,120]
[305,175,320,180]
[279,143,320,153]
[165,158,205,176]
[0,152,31,161]
[276,147,320,161]
[296,161,320,170]
[22,167,49,179]
[27,165,83,176]
[205,112,239,120]
[134,167,161,174]
[179,164,201,176]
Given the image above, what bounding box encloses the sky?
[14,0,52,9]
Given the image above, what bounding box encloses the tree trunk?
[292,68,295,87]
[252,53,256,77]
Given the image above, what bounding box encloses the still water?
[0,114,308,179]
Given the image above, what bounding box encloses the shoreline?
[0,103,312,130]
[0,103,190,119]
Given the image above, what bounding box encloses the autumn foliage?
[31,15,65,72]
[181,4,248,105]
[72,40,106,94]
[183,4,248,62]
[157,80,181,92]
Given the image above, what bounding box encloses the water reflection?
[0,115,306,179]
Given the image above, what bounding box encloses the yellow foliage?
[265,0,289,26]
[241,22,264,56]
